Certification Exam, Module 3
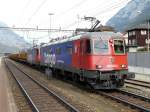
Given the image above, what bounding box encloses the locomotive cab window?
[94,40,108,54]
[114,40,125,54]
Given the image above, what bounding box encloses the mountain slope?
[0,22,31,53]
[0,43,19,53]
[106,0,150,32]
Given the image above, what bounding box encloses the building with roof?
[127,21,150,51]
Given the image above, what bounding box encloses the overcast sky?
[0,0,131,43]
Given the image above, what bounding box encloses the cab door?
[79,39,86,69]
[72,38,91,69]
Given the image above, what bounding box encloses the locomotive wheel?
[73,74,79,83]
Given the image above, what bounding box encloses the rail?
[97,90,150,112]
[5,59,79,112]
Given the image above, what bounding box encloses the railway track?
[63,78,150,111]
[5,59,79,112]
[97,89,150,112]
[7,59,150,112]
[125,79,150,89]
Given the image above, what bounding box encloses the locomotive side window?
[56,48,61,55]
[114,40,125,54]
[67,47,73,54]
[86,39,91,53]
[94,40,108,54]
[36,49,39,55]
[74,46,78,54]
[49,48,53,54]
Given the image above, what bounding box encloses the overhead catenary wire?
[18,0,33,23]
[38,0,89,27]
[24,0,48,27]
[8,0,131,42]
[62,21,79,30]
[62,0,131,29]
[93,0,131,16]
[80,0,116,16]
[57,0,89,18]
[0,26,74,32]
[23,0,130,32]
[21,0,32,15]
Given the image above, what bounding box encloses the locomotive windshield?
[114,40,125,54]
[94,40,108,54]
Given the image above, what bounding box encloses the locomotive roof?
[83,31,122,39]
[42,31,122,47]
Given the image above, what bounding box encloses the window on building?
[141,30,147,35]
[129,31,136,36]
[129,32,132,36]
[132,39,136,45]
[129,40,131,45]
[132,31,135,35]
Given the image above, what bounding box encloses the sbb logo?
[45,54,56,65]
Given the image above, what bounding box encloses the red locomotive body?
[27,47,41,65]
[72,33,128,71]
[71,32,134,89]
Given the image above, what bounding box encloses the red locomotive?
[9,21,135,89]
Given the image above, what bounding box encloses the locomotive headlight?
[121,64,126,68]
[109,39,113,44]
[96,65,102,69]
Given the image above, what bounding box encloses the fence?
[128,52,150,75]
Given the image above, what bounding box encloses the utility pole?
[48,13,54,40]
[148,20,149,52]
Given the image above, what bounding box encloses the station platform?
[135,73,150,82]
[0,57,17,112]
[129,66,150,82]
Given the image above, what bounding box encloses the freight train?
[9,22,135,89]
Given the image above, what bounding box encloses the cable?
[62,0,131,29]
[93,0,131,16]
[58,0,89,17]
[38,0,89,27]
[82,0,114,15]
[21,0,130,31]
[24,0,47,27]
[17,0,33,25]
[62,21,79,29]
